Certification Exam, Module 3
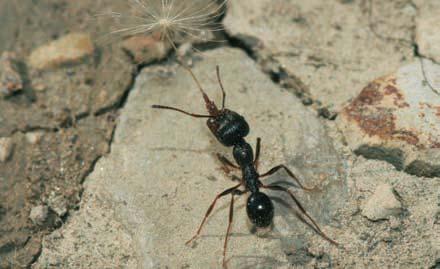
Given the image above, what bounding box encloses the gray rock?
[416,1,440,62]
[35,48,347,268]
[361,183,402,221]
[29,205,49,225]
[224,0,415,113]
[337,59,440,177]
[0,136,14,162]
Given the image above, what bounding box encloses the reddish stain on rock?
[342,76,428,148]
[344,76,397,139]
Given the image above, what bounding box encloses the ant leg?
[217,153,239,169]
[254,137,261,169]
[151,105,212,118]
[260,165,318,191]
[186,183,242,245]
[261,184,339,247]
[222,189,244,269]
[216,65,226,109]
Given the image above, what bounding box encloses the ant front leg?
[186,183,241,245]
[260,164,319,191]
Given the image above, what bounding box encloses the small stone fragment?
[25,131,44,145]
[362,184,402,221]
[0,137,14,162]
[29,205,49,225]
[28,32,95,70]
[121,34,171,64]
[0,51,23,97]
[47,195,68,217]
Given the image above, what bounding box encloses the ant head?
[246,192,274,228]
[207,109,249,147]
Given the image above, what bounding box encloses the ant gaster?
[152,65,339,268]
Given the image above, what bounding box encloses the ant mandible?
[152,65,339,268]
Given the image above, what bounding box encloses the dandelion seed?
[96,0,227,50]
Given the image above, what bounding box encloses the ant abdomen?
[207,109,249,147]
[246,192,274,228]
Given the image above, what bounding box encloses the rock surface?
[337,59,440,177]
[224,0,415,113]
[415,1,440,62]
[361,183,402,221]
[308,156,439,268]
[28,33,94,70]
[35,48,347,268]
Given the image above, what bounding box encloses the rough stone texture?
[0,114,116,268]
[224,0,415,114]
[415,0,440,62]
[361,183,402,221]
[0,51,23,97]
[28,33,95,70]
[308,156,439,268]
[337,59,440,177]
[0,137,14,162]
[34,189,138,269]
[35,48,347,268]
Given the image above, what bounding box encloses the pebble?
[0,137,14,162]
[362,183,403,221]
[0,51,23,97]
[29,205,49,225]
[25,131,44,145]
[121,34,170,64]
[28,32,95,70]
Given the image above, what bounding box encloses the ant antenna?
[216,65,226,109]
[181,64,220,116]
[151,105,213,118]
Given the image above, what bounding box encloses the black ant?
[152,65,339,268]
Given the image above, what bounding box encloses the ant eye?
[246,192,274,228]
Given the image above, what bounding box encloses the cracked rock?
[0,137,14,162]
[361,183,402,221]
[34,48,347,268]
[224,0,415,113]
[337,59,440,177]
[28,32,95,70]
[416,2,440,62]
